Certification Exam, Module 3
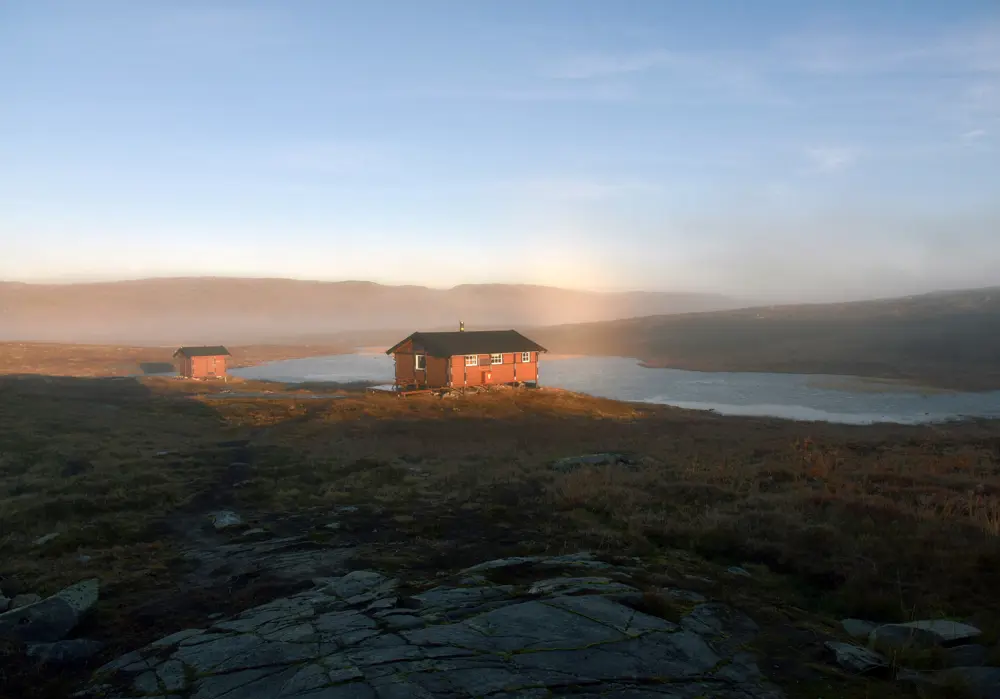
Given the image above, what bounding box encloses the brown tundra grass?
[1,374,999,698]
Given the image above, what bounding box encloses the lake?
[232,354,1000,425]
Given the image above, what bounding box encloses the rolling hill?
[0,278,741,345]
[532,287,1000,390]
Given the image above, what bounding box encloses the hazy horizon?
[2,274,999,306]
[3,2,999,301]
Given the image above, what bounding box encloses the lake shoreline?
[635,357,999,393]
[232,353,1000,426]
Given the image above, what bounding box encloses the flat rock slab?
[871,620,982,650]
[86,553,783,699]
[460,552,613,576]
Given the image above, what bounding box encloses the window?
[414,354,426,370]
[490,353,503,365]
[521,352,531,363]
[465,354,478,366]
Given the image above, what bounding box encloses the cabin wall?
[426,356,449,387]
[394,352,416,384]
[189,355,226,378]
[448,352,538,386]
[393,349,449,388]
[517,352,538,382]
[176,355,228,379]
[451,355,468,386]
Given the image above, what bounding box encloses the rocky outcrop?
[27,639,105,666]
[86,553,784,699]
[180,535,355,589]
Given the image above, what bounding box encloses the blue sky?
[1,1,998,300]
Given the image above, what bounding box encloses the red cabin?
[173,346,231,379]
[386,329,546,390]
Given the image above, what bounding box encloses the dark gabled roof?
[173,345,231,358]
[386,330,547,357]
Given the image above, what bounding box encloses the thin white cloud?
[804,147,860,173]
[397,83,636,103]
[775,22,1000,77]
[546,50,673,79]
[962,129,988,142]
[520,177,658,201]
[539,48,790,105]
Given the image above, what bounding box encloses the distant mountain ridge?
[0,277,741,344]
[531,286,1000,390]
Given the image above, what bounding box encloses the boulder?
[870,620,982,650]
[0,597,9,613]
[54,579,100,616]
[0,579,99,643]
[27,638,105,666]
[210,510,242,530]
[825,641,888,674]
[904,619,983,645]
[0,597,80,643]
[841,618,876,638]
[34,533,61,547]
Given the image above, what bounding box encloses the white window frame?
[465,354,479,366]
[521,352,531,363]
[490,353,503,365]
[414,354,426,370]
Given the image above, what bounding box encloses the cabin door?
[481,370,488,385]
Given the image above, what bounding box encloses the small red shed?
[173,346,231,379]
[386,329,547,390]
